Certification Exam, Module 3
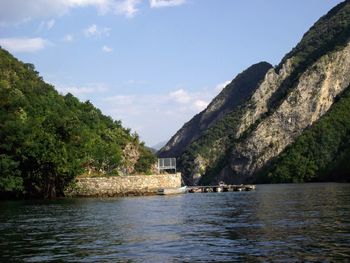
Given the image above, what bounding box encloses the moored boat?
[157,186,187,195]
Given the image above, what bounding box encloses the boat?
[157,186,188,195]
[188,187,202,193]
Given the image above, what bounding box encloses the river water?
[0,183,349,262]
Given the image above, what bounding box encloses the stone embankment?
[65,173,181,197]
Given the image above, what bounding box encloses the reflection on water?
[0,183,350,262]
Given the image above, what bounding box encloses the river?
[1,183,349,262]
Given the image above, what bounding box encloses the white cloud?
[0,0,142,25]
[62,34,74,42]
[102,45,113,52]
[84,24,111,37]
[101,93,170,144]
[170,89,191,104]
[99,78,234,145]
[56,83,109,96]
[38,19,55,31]
[46,19,56,29]
[193,100,208,111]
[215,80,231,91]
[150,0,186,8]
[0,0,109,25]
[84,24,98,37]
[101,88,210,145]
[0,0,187,25]
[168,88,210,111]
[104,95,135,104]
[115,0,141,18]
[0,37,49,53]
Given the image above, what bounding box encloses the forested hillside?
[0,48,155,198]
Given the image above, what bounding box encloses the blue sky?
[0,0,344,146]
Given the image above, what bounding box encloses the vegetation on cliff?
[0,48,155,198]
[258,85,350,183]
[179,105,244,185]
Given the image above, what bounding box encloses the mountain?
[0,48,156,198]
[161,0,350,185]
[158,61,272,158]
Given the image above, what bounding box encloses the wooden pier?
[187,184,256,193]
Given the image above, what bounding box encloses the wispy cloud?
[38,19,55,31]
[56,83,109,96]
[101,90,206,145]
[193,99,208,111]
[169,89,210,111]
[149,0,186,8]
[0,0,112,25]
[0,37,50,53]
[84,24,111,38]
[102,45,113,52]
[169,89,191,104]
[99,79,229,144]
[104,95,135,104]
[0,0,188,25]
[62,34,74,42]
[115,0,141,18]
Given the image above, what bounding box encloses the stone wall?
[65,173,182,197]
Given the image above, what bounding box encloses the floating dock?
[188,184,255,193]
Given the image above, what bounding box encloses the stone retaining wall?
[65,173,182,197]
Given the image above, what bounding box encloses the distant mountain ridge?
[160,0,350,185]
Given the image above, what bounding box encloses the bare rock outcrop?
[228,43,350,181]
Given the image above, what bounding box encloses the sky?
[0,0,344,147]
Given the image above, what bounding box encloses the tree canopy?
[0,48,155,198]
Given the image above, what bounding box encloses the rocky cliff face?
[235,59,293,138]
[225,42,350,183]
[120,143,140,175]
[177,60,294,185]
[161,0,350,185]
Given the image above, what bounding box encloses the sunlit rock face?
[226,42,350,183]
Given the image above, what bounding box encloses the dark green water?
[0,183,349,262]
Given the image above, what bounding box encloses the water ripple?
[0,183,350,262]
